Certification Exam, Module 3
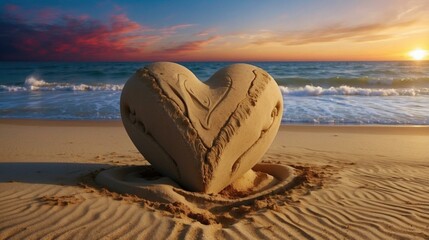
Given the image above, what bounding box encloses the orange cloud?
[144,36,221,61]
[161,36,219,54]
[252,19,421,46]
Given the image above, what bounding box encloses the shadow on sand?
[0,162,112,186]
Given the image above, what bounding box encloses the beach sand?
[0,119,428,239]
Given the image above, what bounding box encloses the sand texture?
[120,62,283,193]
[1,120,429,239]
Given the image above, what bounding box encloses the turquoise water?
[1,61,428,124]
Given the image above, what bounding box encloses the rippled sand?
[0,120,428,239]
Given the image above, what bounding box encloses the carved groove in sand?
[181,73,233,131]
[120,62,283,193]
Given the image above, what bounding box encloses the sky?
[0,0,428,61]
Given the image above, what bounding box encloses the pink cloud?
[0,12,151,61]
[160,36,219,55]
[194,28,218,37]
[110,14,141,34]
[158,24,195,35]
[0,7,204,61]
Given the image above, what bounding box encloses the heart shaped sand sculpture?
[120,62,283,193]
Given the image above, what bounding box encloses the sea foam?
[2,75,428,97]
[275,77,429,88]
[279,85,429,96]
[0,75,124,92]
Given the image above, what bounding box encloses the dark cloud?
[0,10,149,61]
[0,5,206,61]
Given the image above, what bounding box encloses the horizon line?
[1,59,427,63]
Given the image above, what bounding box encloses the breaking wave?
[2,75,429,97]
[0,75,123,92]
[275,77,429,88]
[280,85,429,96]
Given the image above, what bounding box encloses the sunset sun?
[408,49,427,60]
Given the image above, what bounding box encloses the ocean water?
[1,61,429,125]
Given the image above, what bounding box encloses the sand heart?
[120,62,283,193]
